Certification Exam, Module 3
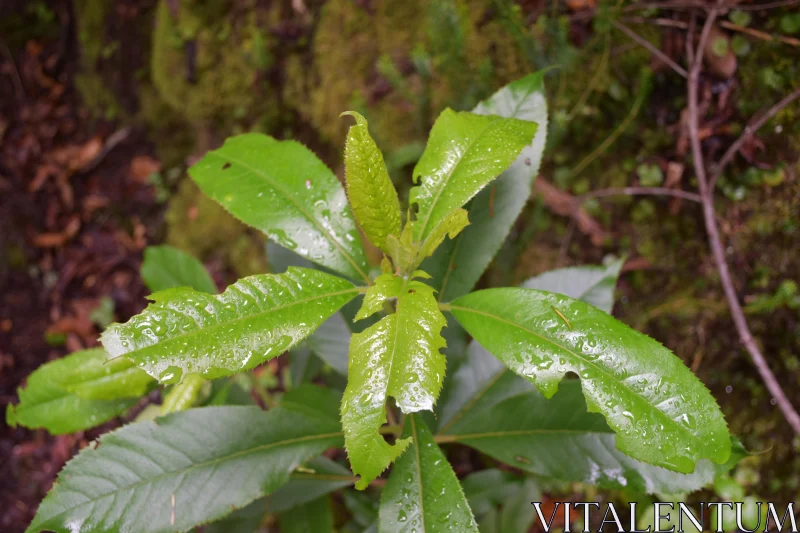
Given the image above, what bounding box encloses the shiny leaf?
[26,390,343,533]
[379,415,478,533]
[423,72,548,302]
[520,257,625,314]
[417,208,469,261]
[450,288,731,472]
[342,111,402,251]
[342,274,446,489]
[6,349,150,434]
[435,342,531,435]
[437,258,622,432]
[160,374,208,414]
[101,267,358,384]
[189,133,369,282]
[279,497,334,533]
[440,381,719,494]
[410,109,537,242]
[141,245,217,294]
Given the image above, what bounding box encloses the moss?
[290,0,532,150]
[73,0,122,119]
[150,0,271,126]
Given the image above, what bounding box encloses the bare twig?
[613,21,688,78]
[581,186,702,203]
[687,5,800,435]
[720,21,800,48]
[732,0,800,10]
[710,87,800,188]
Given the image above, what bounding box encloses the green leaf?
[141,245,217,294]
[6,349,151,434]
[306,312,351,375]
[160,374,208,414]
[279,496,334,533]
[411,109,538,242]
[440,380,718,494]
[461,470,519,517]
[26,400,343,533]
[437,259,622,432]
[189,133,369,282]
[422,72,548,301]
[450,288,731,473]
[204,500,268,533]
[497,478,539,533]
[520,257,625,314]
[101,267,358,384]
[379,415,479,532]
[341,111,402,251]
[435,341,532,435]
[417,208,469,261]
[270,456,354,513]
[342,274,446,489]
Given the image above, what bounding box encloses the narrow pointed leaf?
[279,496,334,533]
[342,274,446,489]
[141,245,217,294]
[379,415,478,533]
[423,72,548,302]
[417,208,469,261]
[411,109,537,241]
[190,133,369,281]
[6,349,151,434]
[101,267,358,383]
[520,257,625,314]
[440,381,718,494]
[342,111,402,251]
[450,288,731,472]
[26,393,343,533]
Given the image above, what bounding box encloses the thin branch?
[720,21,800,48]
[686,5,800,435]
[613,21,688,78]
[710,87,800,188]
[580,187,702,203]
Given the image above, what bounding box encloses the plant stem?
[686,4,800,435]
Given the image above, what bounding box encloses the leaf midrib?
[207,149,369,283]
[416,116,503,240]
[410,414,427,532]
[121,287,358,361]
[448,304,702,447]
[33,430,344,530]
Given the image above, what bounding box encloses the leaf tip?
[340,110,366,126]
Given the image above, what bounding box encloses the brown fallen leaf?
[532,177,608,246]
[130,155,161,184]
[32,216,81,247]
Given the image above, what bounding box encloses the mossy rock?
[150,0,271,125]
[288,0,531,149]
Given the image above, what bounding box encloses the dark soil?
[0,8,163,528]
